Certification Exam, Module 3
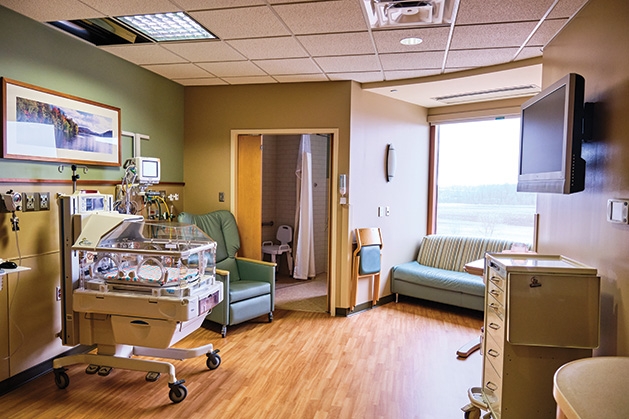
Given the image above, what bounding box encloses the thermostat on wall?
[607,199,629,224]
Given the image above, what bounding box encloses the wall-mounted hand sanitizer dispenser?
[607,199,629,224]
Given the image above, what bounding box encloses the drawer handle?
[486,381,498,392]
[489,276,502,284]
[489,289,501,298]
[488,349,500,358]
[488,322,501,331]
[488,303,501,312]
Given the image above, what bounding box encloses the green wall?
[0,6,184,182]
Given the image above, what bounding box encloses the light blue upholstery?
[359,245,381,275]
[178,210,275,337]
[391,235,526,311]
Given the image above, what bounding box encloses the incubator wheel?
[206,352,221,370]
[168,383,188,403]
[54,369,70,389]
[463,407,481,419]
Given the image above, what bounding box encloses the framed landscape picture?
[2,78,121,166]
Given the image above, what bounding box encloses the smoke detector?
[364,0,459,28]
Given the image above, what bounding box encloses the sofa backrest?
[416,235,525,272]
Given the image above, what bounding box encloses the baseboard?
[335,293,395,317]
[0,345,93,396]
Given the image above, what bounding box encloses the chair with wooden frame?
[351,228,383,311]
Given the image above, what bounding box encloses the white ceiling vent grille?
[432,84,540,104]
[363,0,459,28]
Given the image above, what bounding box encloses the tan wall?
[349,85,430,307]
[537,0,629,355]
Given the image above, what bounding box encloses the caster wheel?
[168,383,188,403]
[464,407,481,419]
[54,369,70,389]
[206,351,221,370]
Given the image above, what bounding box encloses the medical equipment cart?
[55,192,223,403]
[463,253,600,419]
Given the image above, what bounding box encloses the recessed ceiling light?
[117,12,217,42]
[400,37,423,46]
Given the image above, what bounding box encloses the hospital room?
[0,0,627,417]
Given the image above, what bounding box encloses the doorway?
[261,134,330,313]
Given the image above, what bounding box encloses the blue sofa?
[391,235,522,311]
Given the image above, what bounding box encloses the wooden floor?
[0,298,483,419]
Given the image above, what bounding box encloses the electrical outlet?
[22,192,36,211]
[36,192,50,210]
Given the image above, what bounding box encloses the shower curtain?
[293,134,316,280]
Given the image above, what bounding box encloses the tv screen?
[517,73,585,194]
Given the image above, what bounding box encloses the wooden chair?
[351,228,383,311]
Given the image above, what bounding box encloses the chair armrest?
[262,241,273,246]
[236,257,276,284]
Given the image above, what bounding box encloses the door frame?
[230,128,339,316]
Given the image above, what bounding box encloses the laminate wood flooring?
[0,298,483,419]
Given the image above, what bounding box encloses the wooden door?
[237,135,262,259]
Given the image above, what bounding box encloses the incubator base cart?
[56,192,223,403]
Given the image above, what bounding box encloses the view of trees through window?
[436,118,536,245]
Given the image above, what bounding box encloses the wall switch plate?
[22,192,36,211]
[36,192,50,210]
[219,192,225,202]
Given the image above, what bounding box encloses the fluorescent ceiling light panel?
[117,12,217,42]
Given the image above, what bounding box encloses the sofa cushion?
[393,261,485,297]
[416,235,520,272]
[229,280,271,303]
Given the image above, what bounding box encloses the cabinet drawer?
[483,361,502,417]
[487,267,505,291]
[487,278,505,306]
[485,332,504,378]
[487,293,504,320]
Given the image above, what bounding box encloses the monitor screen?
[142,160,159,178]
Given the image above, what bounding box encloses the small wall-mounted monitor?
[517,73,586,194]
[133,156,160,184]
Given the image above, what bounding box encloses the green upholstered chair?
[178,210,275,337]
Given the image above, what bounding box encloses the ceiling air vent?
[363,0,459,28]
[432,84,540,104]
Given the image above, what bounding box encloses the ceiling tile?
[450,22,537,49]
[328,72,383,83]
[0,0,103,21]
[456,0,555,25]
[514,46,544,61]
[372,27,451,53]
[99,44,187,65]
[528,18,568,46]
[379,51,445,71]
[228,37,309,60]
[315,55,381,73]
[162,41,245,62]
[196,61,266,77]
[273,0,368,35]
[274,74,331,83]
[254,58,322,75]
[297,32,375,56]
[190,6,290,39]
[445,48,520,68]
[385,69,442,81]
[80,0,179,16]
[223,75,278,84]
[548,0,589,19]
[175,0,265,10]
[141,63,212,78]
[173,77,229,86]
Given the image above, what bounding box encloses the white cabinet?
[481,254,600,419]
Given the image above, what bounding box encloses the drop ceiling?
[0,0,589,108]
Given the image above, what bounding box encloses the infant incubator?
[54,192,222,403]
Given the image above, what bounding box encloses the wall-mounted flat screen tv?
[517,73,586,194]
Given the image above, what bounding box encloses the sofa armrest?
[235,257,276,284]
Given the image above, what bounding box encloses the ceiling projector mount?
[364,0,459,28]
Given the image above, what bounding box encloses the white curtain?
[293,134,316,280]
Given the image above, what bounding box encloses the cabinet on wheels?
[481,253,599,419]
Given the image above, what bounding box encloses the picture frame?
[2,77,121,166]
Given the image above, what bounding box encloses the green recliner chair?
[178,210,275,337]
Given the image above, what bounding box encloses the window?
[433,118,536,244]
